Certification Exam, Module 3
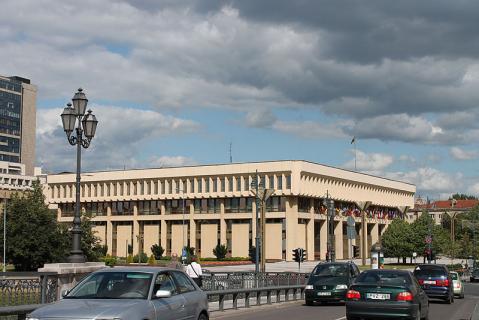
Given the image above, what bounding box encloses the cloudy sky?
[2,0,479,199]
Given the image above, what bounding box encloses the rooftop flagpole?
[351,136,357,171]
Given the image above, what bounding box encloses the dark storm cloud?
[212,0,479,63]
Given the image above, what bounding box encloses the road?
[212,283,479,320]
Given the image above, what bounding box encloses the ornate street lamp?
[60,88,98,263]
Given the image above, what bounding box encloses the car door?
[172,271,201,320]
[150,272,188,320]
[411,274,429,317]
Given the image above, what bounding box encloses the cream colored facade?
[44,160,416,261]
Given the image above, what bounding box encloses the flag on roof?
[351,136,356,144]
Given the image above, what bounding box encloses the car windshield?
[473,270,479,275]
[312,264,349,277]
[450,273,458,280]
[356,271,410,286]
[65,272,153,299]
[413,266,446,278]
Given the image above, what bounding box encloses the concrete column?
[285,197,299,261]
[160,203,167,251]
[133,220,140,255]
[189,203,196,248]
[220,199,227,245]
[319,219,327,260]
[371,222,379,246]
[307,200,314,261]
[106,220,113,256]
[334,220,344,260]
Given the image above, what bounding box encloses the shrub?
[213,244,228,260]
[133,252,148,263]
[102,254,117,267]
[148,254,156,265]
[151,244,165,260]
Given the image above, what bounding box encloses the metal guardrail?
[0,272,58,307]
[206,285,305,311]
[201,272,307,291]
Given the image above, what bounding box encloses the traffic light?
[301,248,307,262]
[353,246,359,258]
[292,248,300,262]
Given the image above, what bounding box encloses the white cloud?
[147,156,197,168]
[468,183,479,197]
[36,105,199,172]
[449,147,478,160]
[343,150,394,172]
[244,109,277,128]
[386,167,462,193]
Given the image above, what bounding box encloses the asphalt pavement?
[211,282,479,320]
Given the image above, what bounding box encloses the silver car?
[26,267,209,320]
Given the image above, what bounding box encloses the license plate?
[366,293,390,300]
[317,291,332,296]
[424,280,436,285]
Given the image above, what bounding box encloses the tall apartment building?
[45,160,416,261]
[0,75,37,176]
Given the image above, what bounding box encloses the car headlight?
[335,284,348,290]
[305,285,314,290]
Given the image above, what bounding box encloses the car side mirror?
[155,290,172,299]
[61,289,69,298]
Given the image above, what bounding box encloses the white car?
[450,271,465,299]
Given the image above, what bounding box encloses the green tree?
[213,244,228,260]
[79,211,104,261]
[151,244,165,260]
[381,219,414,262]
[0,181,69,271]
[450,194,478,200]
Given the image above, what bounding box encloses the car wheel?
[198,312,208,320]
[460,292,465,299]
[305,300,314,306]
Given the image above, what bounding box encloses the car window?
[154,273,178,295]
[313,264,349,277]
[357,271,411,285]
[450,273,458,280]
[414,266,446,277]
[172,271,196,293]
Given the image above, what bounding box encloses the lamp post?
[60,88,98,263]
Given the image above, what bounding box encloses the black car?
[305,262,360,305]
[470,269,479,282]
[413,264,454,304]
[346,269,429,320]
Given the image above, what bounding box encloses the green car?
[305,262,360,305]
[346,269,429,320]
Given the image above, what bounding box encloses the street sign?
[425,236,432,244]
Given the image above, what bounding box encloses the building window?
[168,181,173,194]
[207,199,220,213]
[228,177,233,192]
[138,200,160,215]
[165,199,186,214]
[269,175,274,189]
[205,179,210,193]
[236,177,241,191]
[59,203,74,217]
[277,175,283,190]
[266,196,286,212]
[298,197,310,213]
[225,198,241,213]
[198,179,202,193]
[190,179,195,193]
[194,199,208,213]
[99,184,104,197]
[111,201,134,215]
[126,182,130,196]
[161,181,165,194]
[286,175,291,189]
[213,178,218,192]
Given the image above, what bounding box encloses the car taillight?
[397,291,413,302]
[436,279,449,287]
[454,283,460,289]
[346,290,361,300]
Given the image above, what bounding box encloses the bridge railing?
[206,284,305,311]
[0,272,58,307]
[201,271,307,291]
